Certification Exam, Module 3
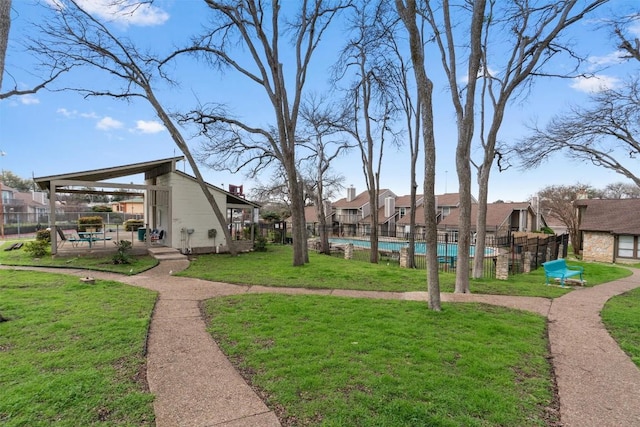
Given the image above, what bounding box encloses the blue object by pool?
[328,238,496,257]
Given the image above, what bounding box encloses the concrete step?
[154,253,189,260]
[147,246,188,260]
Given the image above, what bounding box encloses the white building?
[34,157,259,255]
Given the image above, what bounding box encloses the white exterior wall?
[161,173,228,253]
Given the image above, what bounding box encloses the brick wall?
[582,231,615,263]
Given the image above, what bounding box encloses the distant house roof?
[397,205,427,226]
[284,205,333,224]
[360,205,396,225]
[333,190,369,209]
[576,199,640,235]
[436,193,474,207]
[13,192,47,209]
[333,189,392,209]
[438,202,532,229]
[394,194,424,207]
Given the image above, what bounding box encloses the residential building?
[35,157,260,255]
[332,187,396,236]
[0,184,48,225]
[576,198,640,263]
[437,202,545,241]
[111,196,144,216]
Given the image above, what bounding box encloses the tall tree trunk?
[407,92,421,269]
[396,0,440,310]
[472,163,490,278]
[0,0,10,90]
[448,0,486,294]
[285,155,308,266]
[315,157,330,255]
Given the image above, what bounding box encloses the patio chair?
[151,229,165,244]
[55,226,81,248]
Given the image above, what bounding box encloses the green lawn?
[0,239,158,274]
[0,269,157,426]
[204,294,557,426]
[180,244,632,298]
[601,286,640,368]
[2,240,636,426]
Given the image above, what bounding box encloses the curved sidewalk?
[548,268,640,427]
[5,263,639,426]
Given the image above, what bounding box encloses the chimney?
[384,196,395,218]
[346,186,356,202]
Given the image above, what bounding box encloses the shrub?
[92,205,113,212]
[254,234,268,252]
[78,216,103,232]
[112,240,133,265]
[124,219,144,231]
[540,226,555,235]
[36,229,51,243]
[24,240,50,258]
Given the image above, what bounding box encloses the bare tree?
[517,76,639,188]
[395,0,440,310]
[537,183,598,255]
[335,0,399,264]
[299,95,351,254]
[601,182,640,199]
[170,0,347,266]
[26,0,238,254]
[422,0,486,294]
[471,0,608,279]
[0,0,71,99]
[614,12,640,62]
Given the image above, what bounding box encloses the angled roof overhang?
[34,156,185,194]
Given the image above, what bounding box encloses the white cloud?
[46,0,169,26]
[630,18,640,37]
[133,120,166,134]
[20,95,40,105]
[97,116,124,130]
[57,108,99,119]
[57,107,76,117]
[77,0,169,27]
[570,75,621,93]
[587,50,627,68]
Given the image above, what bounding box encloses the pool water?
[329,238,496,257]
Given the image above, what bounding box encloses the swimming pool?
[328,238,497,258]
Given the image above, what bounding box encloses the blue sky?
[1,0,638,202]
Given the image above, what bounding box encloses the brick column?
[496,253,509,280]
[523,251,532,273]
[399,247,408,268]
[344,243,353,260]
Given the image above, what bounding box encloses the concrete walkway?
[5,263,639,426]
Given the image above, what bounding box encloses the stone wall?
[582,231,615,263]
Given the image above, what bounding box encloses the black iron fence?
[310,230,569,279]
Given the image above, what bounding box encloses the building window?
[618,235,639,259]
[399,207,406,218]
